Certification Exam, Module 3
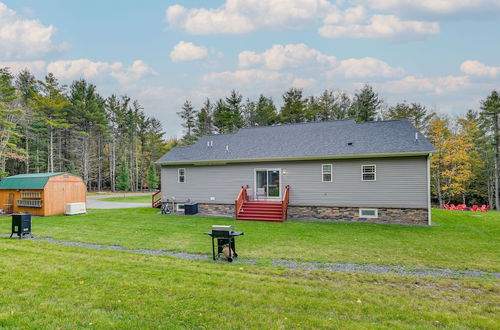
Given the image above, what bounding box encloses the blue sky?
[1,0,499,137]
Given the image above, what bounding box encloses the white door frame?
[253,168,282,201]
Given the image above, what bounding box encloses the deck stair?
[235,185,290,222]
[237,201,284,222]
[152,191,162,208]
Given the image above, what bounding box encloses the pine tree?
[243,98,257,126]
[225,90,243,131]
[0,68,24,177]
[349,84,382,122]
[146,162,159,190]
[280,88,304,123]
[15,69,38,173]
[116,156,131,191]
[194,98,213,137]
[304,96,321,122]
[254,94,277,126]
[213,98,234,133]
[382,101,434,132]
[177,100,197,144]
[479,90,500,209]
[30,73,71,173]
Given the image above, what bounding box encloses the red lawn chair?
[457,204,467,211]
[480,205,488,212]
[450,204,457,210]
[471,205,479,211]
[444,204,450,210]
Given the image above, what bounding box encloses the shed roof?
[157,120,435,165]
[0,172,66,189]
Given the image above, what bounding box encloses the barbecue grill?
[204,225,244,262]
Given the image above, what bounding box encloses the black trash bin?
[184,202,198,215]
[10,213,33,238]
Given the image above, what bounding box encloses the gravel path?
[86,193,151,209]
[9,236,499,279]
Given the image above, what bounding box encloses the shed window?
[322,164,332,182]
[362,165,376,181]
[178,168,185,183]
[359,208,378,218]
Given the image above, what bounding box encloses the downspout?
[427,153,432,226]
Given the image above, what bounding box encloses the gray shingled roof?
[157,120,435,164]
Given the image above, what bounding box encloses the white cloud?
[165,0,335,35]
[170,41,209,62]
[0,2,67,59]
[0,60,46,75]
[110,60,156,84]
[319,14,439,39]
[360,0,500,16]
[239,43,336,69]
[460,60,500,78]
[238,44,402,79]
[291,77,316,89]
[370,75,470,95]
[46,59,155,83]
[326,57,404,78]
[201,68,317,93]
[202,69,293,88]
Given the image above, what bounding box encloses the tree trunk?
[495,113,499,210]
[97,137,102,192]
[110,140,116,192]
[48,126,54,173]
[24,125,29,173]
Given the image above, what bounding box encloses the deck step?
[237,200,286,222]
[237,216,284,222]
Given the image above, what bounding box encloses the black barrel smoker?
[10,213,33,238]
[204,225,244,262]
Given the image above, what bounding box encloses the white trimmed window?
[178,168,185,183]
[176,204,185,212]
[359,208,378,218]
[362,165,376,181]
[322,164,332,182]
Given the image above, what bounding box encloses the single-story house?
[156,119,435,225]
[0,172,87,216]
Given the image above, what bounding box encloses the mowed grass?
[0,238,498,329]
[1,208,498,272]
[100,195,152,203]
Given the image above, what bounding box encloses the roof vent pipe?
[225,145,229,152]
[415,132,419,142]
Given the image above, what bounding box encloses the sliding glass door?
[255,169,281,200]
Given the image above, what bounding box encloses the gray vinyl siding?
[161,156,429,208]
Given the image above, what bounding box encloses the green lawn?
[0,238,498,329]
[1,208,498,272]
[0,209,499,328]
[99,195,152,203]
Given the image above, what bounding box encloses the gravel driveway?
[86,193,151,209]
[13,236,499,280]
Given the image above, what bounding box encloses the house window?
[362,165,376,181]
[176,204,185,212]
[322,164,332,182]
[359,208,378,218]
[178,168,185,183]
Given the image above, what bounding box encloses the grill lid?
[212,225,233,232]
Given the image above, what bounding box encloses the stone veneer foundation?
[195,203,429,225]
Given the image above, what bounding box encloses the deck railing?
[235,185,249,217]
[152,191,162,208]
[282,185,290,221]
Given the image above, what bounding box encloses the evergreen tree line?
[0,68,166,191]
[177,85,500,209]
